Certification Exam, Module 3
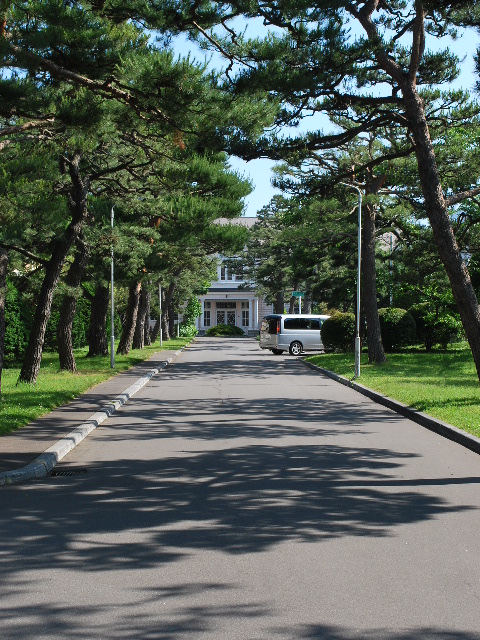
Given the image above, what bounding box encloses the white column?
[255,298,259,329]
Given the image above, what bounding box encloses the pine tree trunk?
[87,283,109,357]
[143,289,151,346]
[0,248,8,398]
[162,282,176,340]
[274,291,284,314]
[288,283,298,314]
[18,152,89,384]
[161,286,169,341]
[19,245,70,383]
[363,178,387,365]
[117,279,142,355]
[133,285,148,350]
[57,237,90,372]
[303,290,312,314]
[402,83,480,381]
[151,317,160,343]
[168,299,175,338]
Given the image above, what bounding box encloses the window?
[242,310,249,327]
[216,302,236,309]
[204,310,211,327]
[284,318,321,330]
[261,317,279,334]
[234,262,244,280]
[220,259,241,281]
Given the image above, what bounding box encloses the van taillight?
[276,320,280,334]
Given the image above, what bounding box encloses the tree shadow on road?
[1,443,476,574]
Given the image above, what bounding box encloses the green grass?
[0,338,191,437]
[307,342,480,438]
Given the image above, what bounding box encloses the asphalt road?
[1,337,480,640]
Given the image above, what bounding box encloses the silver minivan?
[259,314,330,355]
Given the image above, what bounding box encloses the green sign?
[292,291,305,297]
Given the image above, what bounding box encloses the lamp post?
[158,282,163,346]
[110,206,115,369]
[341,183,362,378]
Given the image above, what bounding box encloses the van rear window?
[261,318,279,334]
[284,318,321,330]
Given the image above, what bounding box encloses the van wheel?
[289,341,303,356]
[271,349,283,355]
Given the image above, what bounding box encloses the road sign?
[292,291,305,297]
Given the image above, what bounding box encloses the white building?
[196,218,273,335]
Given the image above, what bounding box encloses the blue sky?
[174,21,480,217]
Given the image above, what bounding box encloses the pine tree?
[187,0,480,380]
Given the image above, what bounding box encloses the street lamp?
[340,183,362,378]
[110,206,115,369]
[158,282,163,346]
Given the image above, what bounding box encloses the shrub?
[321,312,356,352]
[179,322,198,337]
[378,307,416,351]
[409,303,462,351]
[183,297,202,323]
[179,296,201,338]
[44,292,91,351]
[434,314,463,350]
[4,279,31,365]
[206,323,245,337]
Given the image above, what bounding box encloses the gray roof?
[215,217,257,228]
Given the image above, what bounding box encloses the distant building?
[196,218,273,335]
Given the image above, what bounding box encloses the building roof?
[215,217,257,228]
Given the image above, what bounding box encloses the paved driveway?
[1,337,480,639]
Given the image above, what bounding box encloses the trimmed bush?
[378,307,416,351]
[206,323,245,337]
[321,312,355,352]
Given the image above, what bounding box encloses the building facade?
[196,218,273,335]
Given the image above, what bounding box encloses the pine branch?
[0,118,55,137]
[6,43,172,124]
[0,242,48,266]
[445,186,480,207]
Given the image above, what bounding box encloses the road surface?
[1,337,480,639]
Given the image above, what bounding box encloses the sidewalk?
[0,349,182,484]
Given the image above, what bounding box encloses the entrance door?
[216,310,236,326]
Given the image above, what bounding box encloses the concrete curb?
[302,360,480,456]
[0,350,183,487]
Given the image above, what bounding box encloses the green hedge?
[409,303,462,351]
[378,307,416,351]
[4,279,31,365]
[206,323,245,337]
[321,312,356,352]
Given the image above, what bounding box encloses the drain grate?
[49,468,88,477]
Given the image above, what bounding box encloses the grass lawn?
[306,342,480,439]
[0,338,191,437]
